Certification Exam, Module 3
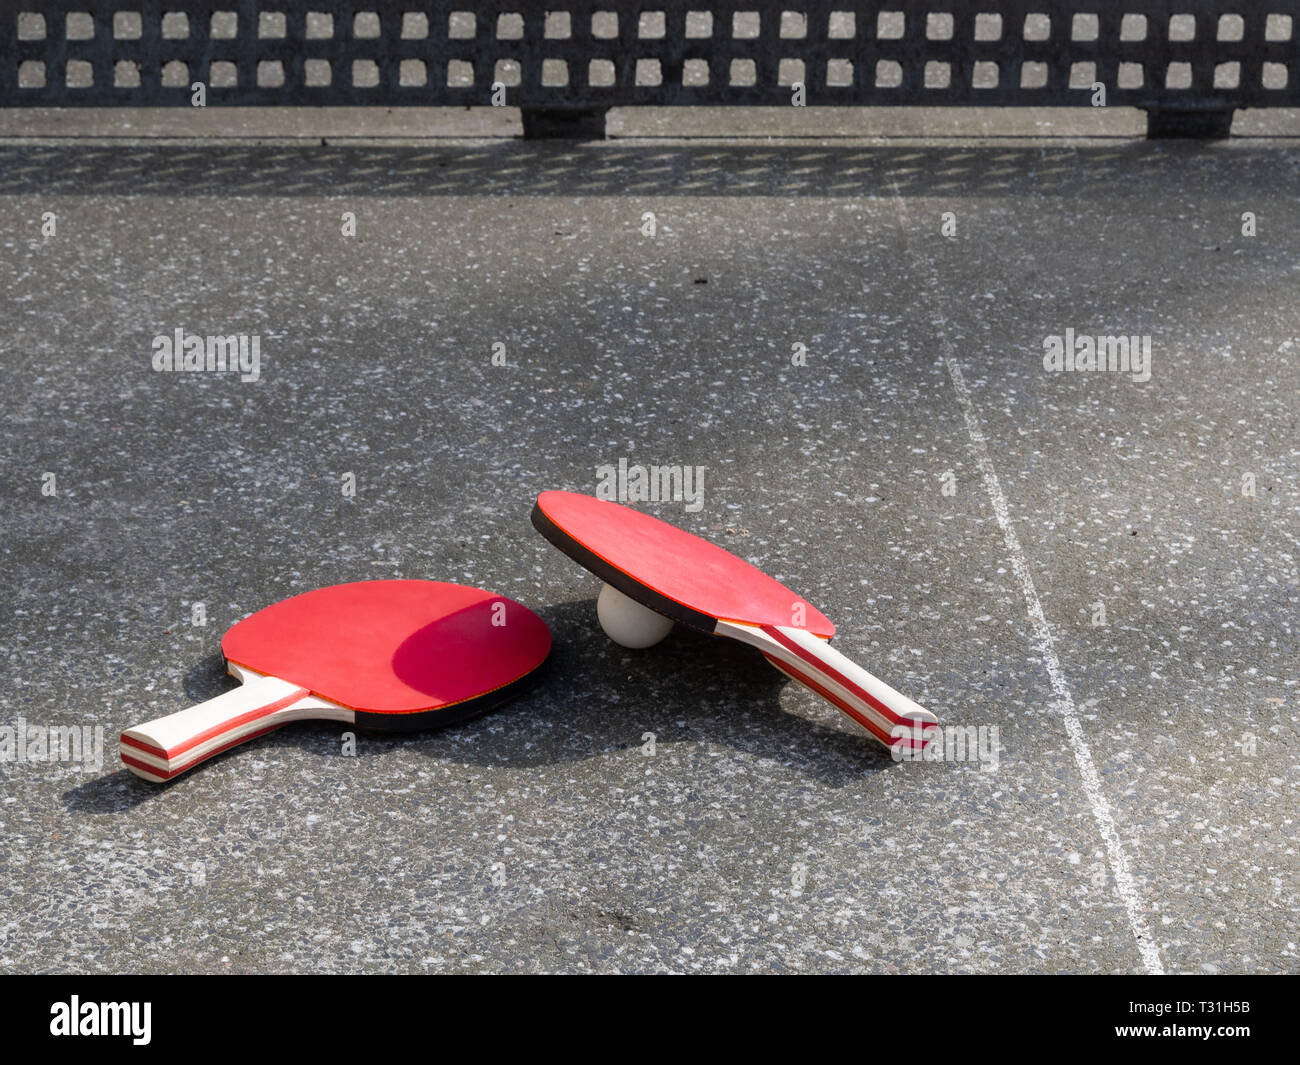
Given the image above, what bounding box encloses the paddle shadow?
[406,598,899,787]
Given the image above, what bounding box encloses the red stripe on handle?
[120,686,310,761]
[119,733,167,758]
[763,653,930,749]
[761,624,908,727]
[121,723,285,781]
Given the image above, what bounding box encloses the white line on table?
[890,192,1164,975]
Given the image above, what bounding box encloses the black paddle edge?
[530,498,719,636]
[354,654,551,733]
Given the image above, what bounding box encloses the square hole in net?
[162,12,190,38]
[259,12,286,38]
[542,58,569,85]
[17,13,45,40]
[545,12,571,38]
[19,61,46,88]
[211,11,237,39]
[927,13,952,40]
[780,12,806,38]
[305,58,331,85]
[684,58,709,85]
[1214,61,1240,88]
[352,58,379,87]
[113,12,142,39]
[876,59,902,87]
[778,58,804,85]
[1265,15,1293,41]
[307,13,334,38]
[729,58,756,84]
[1070,61,1096,87]
[733,12,760,39]
[494,59,521,85]
[1168,14,1195,41]
[878,11,904,39]
[1021,61,1047,87]
[640,11,666,38]
[498,13,523,39]
[1217,14,1243,41]
[66,59,94,86]
[1165,61,1192,88]
[1120,14,1147,40]
[636,58,662,84]
[114,60,140,88]
[1262,62,1288,88]
[588,58,615,86]
[925,60,950,87]
[402,13,428,39]
[975,14,1002,40]
[66,13,95,40]
[447,58,474,85]
[686,11,713,37]
[1023,14,1050,41]
[449,12,476,39]
[258,60,285,87]
[354,12,381,38]
[162,59,189,87]
[1071,13,1097,41]
[400,58,427,85]
[1118,61,1144,88]
[829,11,855,38]
[973,60,999,88]
[210,60,237,86]
[827,58,853,86]
[592,12,618,38]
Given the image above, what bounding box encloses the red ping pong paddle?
[120,580,551,782]
[532,491,936,751]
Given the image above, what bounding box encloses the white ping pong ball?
[597,584,673,649]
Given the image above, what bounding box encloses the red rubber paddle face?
[532,492,834,637]
[221,580,551,717]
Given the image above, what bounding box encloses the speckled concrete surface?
[1,107,1296,973]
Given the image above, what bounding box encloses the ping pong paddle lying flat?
[532,491,936,751]
[121,580,551,782]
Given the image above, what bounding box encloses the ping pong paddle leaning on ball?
[532,491,937,752]
[120,580,551,782]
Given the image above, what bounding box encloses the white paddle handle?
[120,671,350,782]
[717,621,937,750]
